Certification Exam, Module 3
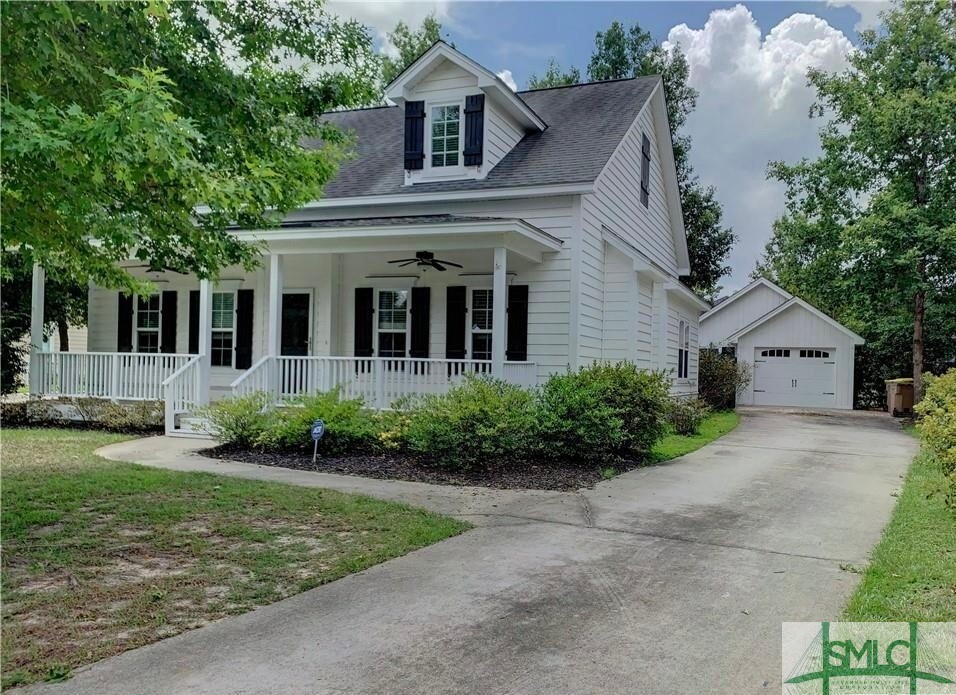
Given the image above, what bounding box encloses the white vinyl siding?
[700,283,789,348]
[600,243,638,362]
[483,98,525,174]
[667,297,700,396]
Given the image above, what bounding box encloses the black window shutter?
[410,287,430,358]
[404,101,425,170]
[505,285,529,362]
[234,289,254,369]
[160,291,178,354]
[463,94,485,166]
[188,290,200,354]
[445,286,467,359]
[354,288,374,357]
[117,293,134,352]
[640,133,651,208]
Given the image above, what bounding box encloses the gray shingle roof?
[314,77,659,199]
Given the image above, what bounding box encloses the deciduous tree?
[528,59,581,89]
[380,15,447,86]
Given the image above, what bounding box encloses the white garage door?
[753,348,836,408]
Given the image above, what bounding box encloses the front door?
[281,292,312,356]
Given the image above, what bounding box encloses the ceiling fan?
[387,251,463,272]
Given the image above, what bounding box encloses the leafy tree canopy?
[380,15,448,86]
[761,0,956,401]
[528,59,581,89]
[1,0,380,294]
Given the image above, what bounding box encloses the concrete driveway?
[23,410,915,695]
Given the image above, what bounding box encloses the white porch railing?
[162,356,203,436]
[231,356,538,409]
[31,352,193,401]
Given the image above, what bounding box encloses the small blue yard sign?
[311,419,325,463]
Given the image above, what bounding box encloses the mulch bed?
[201,444,645,491]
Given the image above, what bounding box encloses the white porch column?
[267,253,283,357]
[492,247,507,376]
[28,264,45,395]
[197,279,212,405]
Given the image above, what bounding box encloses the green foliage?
[201,392,272,448]
[528,59,581,89]
[1,1,379,294]
[560,362,672,456]
[0,398,162,432]
[405,376,540,469]
[380,15,447,85]
[697,349,752,409]
[257,390,380,455]
[649,411,741,464]
[537,371,625,463]
[668,398,711,436]
[762,0,956,402]
[916,369,956,509]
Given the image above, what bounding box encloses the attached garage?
[700,279,864,410]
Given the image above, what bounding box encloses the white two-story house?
[28,42,708,435]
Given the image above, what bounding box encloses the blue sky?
[336,1,881,292]
[443,2,864,89]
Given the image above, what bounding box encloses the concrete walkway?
[24,410,915,695]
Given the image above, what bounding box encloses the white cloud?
[496,69,518,91]
[826,0,889,31]
[663,5,854,291]
[328,1,451,57]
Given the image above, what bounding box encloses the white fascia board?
[234,220,562,262]
[727,297,865,344]
[700,277,792,320]
[296,182,593,209]
[664,281,711,312]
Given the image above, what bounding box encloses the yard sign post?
[311,419,325,464]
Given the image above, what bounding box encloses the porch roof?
[234,214,563,263]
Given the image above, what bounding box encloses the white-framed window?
[470,288,494,361]
[211,291,235,367]
[376,289,409,358]
[136,294,161,353]
[677,319,691,379]
[430,104,461,168]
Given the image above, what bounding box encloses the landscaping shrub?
[0,398,163,433]
[547,363,671,457]
[916,369,956,510]
[201,392,271,448]
[669,397,711,435]
[255,389,380,455]
[537,370,624,462]
[405,375,539,469]
[698,349,751,409]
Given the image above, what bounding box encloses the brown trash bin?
[885,378,914,417]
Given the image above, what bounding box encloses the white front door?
[753,348,836,408]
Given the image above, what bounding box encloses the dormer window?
[430,105,461,167]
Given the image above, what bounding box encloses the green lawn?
[1,428,469,688]
[649,410,741,463]
[843,447,956,621]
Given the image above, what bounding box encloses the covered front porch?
[28,215,562,435]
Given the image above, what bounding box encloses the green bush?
[255,389,380,455]
[541,363,670,459]
[538,370,625,462]
[669,397,711,435]
[0,398,163,432]
[698,349,751,409]
[916,369,956,509]
[201,392,271,448]
[405,375,539,469]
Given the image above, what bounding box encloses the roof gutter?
[296,182,594,210]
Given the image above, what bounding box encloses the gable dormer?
[385,42,546,185]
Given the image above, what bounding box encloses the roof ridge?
[518,75,659,95]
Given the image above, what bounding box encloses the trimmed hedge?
[916,369,956,510]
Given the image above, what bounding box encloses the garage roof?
[727,297,865,345]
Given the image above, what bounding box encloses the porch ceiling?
[233,215,562,263]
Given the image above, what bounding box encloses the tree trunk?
[913,286,925,404]
[57,319,69,352]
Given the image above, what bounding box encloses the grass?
[649,410,741,463]
[1,428,470,688]
[843,445,956,621]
